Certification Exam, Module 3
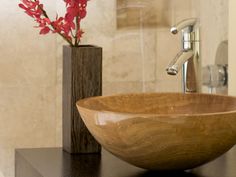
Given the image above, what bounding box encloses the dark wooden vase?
[62,45,102,154]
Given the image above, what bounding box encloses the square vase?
[63,45,102,154]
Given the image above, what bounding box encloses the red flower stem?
[36,1,73,46]
[70,31,75,38]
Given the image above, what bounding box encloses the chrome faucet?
[166,18,201,93]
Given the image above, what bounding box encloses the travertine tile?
[0,1,57,88]
[0,148,14,177]
[104,29,143,82]
[0,86,56,146]
[103,28,157,82]
[172,0,192,23]
[103,81,143,95]
[117,0,172,29]
[0,2,58,176]
[141,29,158,82]
[142,81,157,92]
[155,80,182,92]
[190,0,200,17]
[55,67,63,146]
[0,86,57,177]
[200,0,228,66]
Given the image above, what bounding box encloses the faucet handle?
[170,18,197,34]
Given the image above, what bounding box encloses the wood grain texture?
[63,45,102,154]
[77,93,236,170]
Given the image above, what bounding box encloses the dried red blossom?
[19,0,90,46]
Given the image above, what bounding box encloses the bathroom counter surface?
[15,146,236,177]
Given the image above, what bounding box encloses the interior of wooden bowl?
[77,93,236,115]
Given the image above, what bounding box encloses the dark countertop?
[15,146,236,177]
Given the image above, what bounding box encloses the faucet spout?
[166,50,194,75]
[170,18,197,34]
[166,18,201,93]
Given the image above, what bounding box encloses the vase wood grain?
[63,45,102,154]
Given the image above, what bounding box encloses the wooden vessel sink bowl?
[76,93,236,170]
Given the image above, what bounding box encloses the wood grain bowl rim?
[76,92,236,117]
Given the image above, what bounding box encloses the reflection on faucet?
[170,18,197,35]
[166,18,201,93]
[166,50,194,75]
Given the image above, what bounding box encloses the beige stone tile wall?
[229,0,236,96]
[0,0,58,176]
[117,0,172,29]
[198,0,228,66]
[0,0,229,176]
[192,0,228,93]
[172,0,193,23]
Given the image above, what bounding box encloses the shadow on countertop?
[131,170,204,177]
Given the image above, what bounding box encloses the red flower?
[19,0,43,18]
[40,27,50,35]
[19,0,90,46]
